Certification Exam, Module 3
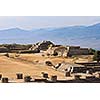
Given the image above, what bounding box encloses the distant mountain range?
[0,23,100,49]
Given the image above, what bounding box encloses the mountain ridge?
[0,23,100,49]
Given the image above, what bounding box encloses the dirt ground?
[0,53,93,83]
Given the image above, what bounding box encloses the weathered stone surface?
[74,75,81,80]
[2,77,8,83]
[65,72,70,77]
[29,41,54,51]
[67,46,89,56]
[0,46,9,53]
[51,75,57,82]
[47,46,68,57]
[19,49,40,53]
[41,72,48,78]
[46,45,89,57]
[0,74,2,80]
[24,76,32,82]
[16,73,23,79]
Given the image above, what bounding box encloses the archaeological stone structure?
[29,40,55,51]
[46,45,89,57]
[0,46,9,53]
[47,46,68,57]
[67,46,89,56]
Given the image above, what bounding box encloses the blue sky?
[0,16,100,30]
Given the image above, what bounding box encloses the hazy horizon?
[0,16,100,50]
[0,16,100,30]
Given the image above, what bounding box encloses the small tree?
[93,51,100,63]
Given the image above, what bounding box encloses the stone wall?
[47,46,89,57]
[67,46,89,56]
[0,47,9,53]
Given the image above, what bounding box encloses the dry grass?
[0,54,66,81]
[0,53,93,82]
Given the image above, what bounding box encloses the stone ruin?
[41,72,48,78]
[51,75,57,82]
[0,41,90,56]
[46,45,89,57]
[2,77,9,83]
[29,40,55,51]
[0,74,2,80]
[16,73,23,79]
[0,46,9,53]
[24,76,32,82]
[46,46,68,57]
